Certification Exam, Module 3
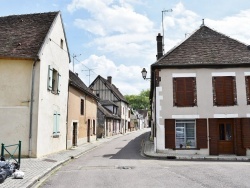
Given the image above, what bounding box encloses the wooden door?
[72,122,77,146]
[218,119,234,154]
[87,119,90,142]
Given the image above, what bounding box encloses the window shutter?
[209,119,219,155]
[57,113,60,134]
[57,73,61,94]
[235,118,246,156]
[196,119,208,148]
[173,77,196,107]
[165,119,175,149]
[242,118,250,148]
[53,112,57,134]
[246,76,250,105]
[213,76,235,106]
[48,65,53,91]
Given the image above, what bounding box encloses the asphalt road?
[39,129,250,188]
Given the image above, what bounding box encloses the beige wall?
[156,67,250,153]
[0,59,33,156]
[67,86,97,148]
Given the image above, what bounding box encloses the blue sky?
[1,0,250,95]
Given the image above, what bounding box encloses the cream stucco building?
[0,12,70,157]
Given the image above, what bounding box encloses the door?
[218,119,234,154]
[87,119,90,142]
[72,122,77,146]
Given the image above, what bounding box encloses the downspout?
[154,71,157,153]
[29,58,38,157]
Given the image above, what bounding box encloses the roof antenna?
[200,19,205,27]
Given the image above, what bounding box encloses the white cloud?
[72,55,149,95]
[206,9,250,44]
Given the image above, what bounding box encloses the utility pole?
[162,9,173,54]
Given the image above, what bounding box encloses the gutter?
[29,57,39,157]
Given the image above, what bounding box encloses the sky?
[1,0,250,95]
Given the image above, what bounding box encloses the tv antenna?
[72,53,81,72]
[162,9,173,54]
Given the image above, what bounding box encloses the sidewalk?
[1,133,125,188]
[142,132,250,161]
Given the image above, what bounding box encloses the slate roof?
[98,103,121,120]
[0,12,59,59]
[69,70,98,100]
[153,25,250,67]
[91,75,128,104]
[100,100,118,107]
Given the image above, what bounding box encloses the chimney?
[75,73,78,77]
[156,33,163,60]
[107,76,112,84]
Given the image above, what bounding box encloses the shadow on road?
[106,130,150,160]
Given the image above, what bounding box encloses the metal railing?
[1,141,21,169]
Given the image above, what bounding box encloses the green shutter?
[53,111,57,134]
[57,73,61,94]
[57,113,60,134]
[48,65,53,91]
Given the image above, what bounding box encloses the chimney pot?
[156,33,163,60]
[107,76,112,84]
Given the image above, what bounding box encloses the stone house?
[67,71,99,148]
[150,24,250,156]
[89,76,130,134]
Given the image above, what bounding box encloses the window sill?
[173,148,200,150]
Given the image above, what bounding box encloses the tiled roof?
[69,70,98,100]
[153,25,250,67]
[0,12,58,59]
[92,75,128,104]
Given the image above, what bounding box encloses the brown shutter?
[213,76,235,106]
[196,119,208,148]
[173,77,196,107]
[246,76,250,105]
[242,118,250,148]
[235,119,246,156]
[165,119,175,149]
[209,118,219,155]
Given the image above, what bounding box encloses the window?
[60,39,63,49]
[80,99,84,115]
[173,77,197,107]
[213,76,236,106]
[53,111,60,137]
[246,76,250,105]
[219,123,232,141]
[48,65,61,94]
[175,120,196,148]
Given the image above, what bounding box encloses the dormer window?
[60,39,63,49]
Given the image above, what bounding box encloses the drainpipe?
[29,58,38,157]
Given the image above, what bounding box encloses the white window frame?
[175,120,196,149]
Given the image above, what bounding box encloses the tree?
[124,89,150,110]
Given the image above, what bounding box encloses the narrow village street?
[38,129,250,188]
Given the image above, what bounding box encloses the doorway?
[87,119,90,142]
[218,119,234,154]
[72,122,77,146]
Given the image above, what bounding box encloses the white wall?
[35,13,70,157]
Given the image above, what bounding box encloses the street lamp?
[141,68,150,80]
